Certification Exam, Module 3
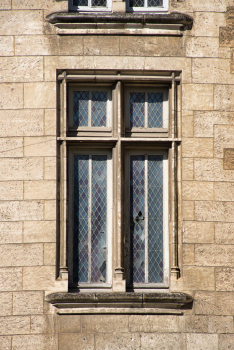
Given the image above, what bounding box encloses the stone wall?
[0,0,234,349]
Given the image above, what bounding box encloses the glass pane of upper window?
[127,0,168,11]
[73,154,108,284]
[69,0,111,10]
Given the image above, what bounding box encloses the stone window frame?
[56,70,182,295]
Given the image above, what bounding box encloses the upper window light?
[127,0,168,11]
[69,0,112,11]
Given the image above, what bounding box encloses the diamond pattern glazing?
[73,91,89,127]
[148,0,163,6]
[91,155,107,283]
[148,93,163,128]
[130,92,145,128]
[130,156,145,283]
[91,0,106,6]
[73,155,89,283]
[73,0,88,5]
[148,155,164,283]
[129,0,144,7]
[91,92,107,127]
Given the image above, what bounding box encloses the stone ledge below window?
[46,12,193,35]
[46,292,193,315]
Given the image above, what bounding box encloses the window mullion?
[145,92,148,128]
[88,91,91,127]
[145,155,148,284]
[88,155,92,283]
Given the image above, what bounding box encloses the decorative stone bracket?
[46,292,193,315]
[46,11,193,35]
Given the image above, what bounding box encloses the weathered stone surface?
[192,58,234,84]
[195,158,234,182]
[0,10,43,35]
[15,35,83,56]
[44,157,56,180]
[0,267,22,291]
[214,125,234,158]
[0,222,22,244]
[85,36,119,55]
[59,333,94,350]
[182,158,194,180]
[0,137,23,157]
[0,36,13,56]
[12,0,65,10]
[183,222,214,244]
[0,109,44,137]
[195,201,234,222]
[183,244,194,265]
[215,182,234,201]
[0,181,23,200]
[219,27,234,48]
[187,37,219,58]
[192,12,226,37]
[82,315,128,333]
[182,201,194,221]
[24,137,56,157]
[0,158,43,181]
[195,244,234,267]
[182,111,193,137]
[45,110,56,136]
[13,291,43,315]
[214,85,234,111]
[208,316,233,334]
[129,315,179,332]
[141,333,186,350]
[44,200,56,221]
[186,0,228,12]
[194,111,234,137]
[0,57,43,83]
[183,266,215,291]
[0,243,43,267]
[24,83,56,109]
[12,335,57,350]
[219,335,234,350]
[0,336,11,350]
[23,266,55,290]
[216,293,234,315]
[44,243,56,265]
[181,315,208,333]
[0,0,11,10]
[58,315,81,333]
[96,333,140,350]
[0,316,30,335]
[0,201,44,221]
[182,138,213,158]
[31,315,54,334]
[182,84,213,110]
[223,148,234,170]
[182,181,213,201]
[23,221,56,243]
[216,268,234,291]
[194,291,216,315]
[0,83,23,109]
[0,293,12,316]
[215,223,234,244]
[24,180,56,200]
[186,333,218,350]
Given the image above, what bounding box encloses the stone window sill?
[46,292,193,315]
[46,11,193,35]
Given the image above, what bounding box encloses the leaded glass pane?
[73,155,89,283]
[148,93,163,128]
[73,0,88,6]
[91,92,107,127]
[92,0,106,6]
[91,155,107,283]
[129,0,144,6]
[73,91,89,127]
[148,0,163,6]
[130,92,145,128]
[148,155,163,283]
[130,156,145,283]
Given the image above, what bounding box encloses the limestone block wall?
[0,0,234,349]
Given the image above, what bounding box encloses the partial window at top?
[127,0,168,11]
[69,0,112,11]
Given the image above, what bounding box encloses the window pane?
[148,155,163,283]
[73,0,88,6]
[148,93,163,128]
[91,155,107,282]
[129,0,144,7]
[130,92,145,128]
[130,156,145,283]
[73,155,89,283]
[73,91,89,127]
[91,0,107,6]
[148,0,163,6]
[91,92,107,127]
